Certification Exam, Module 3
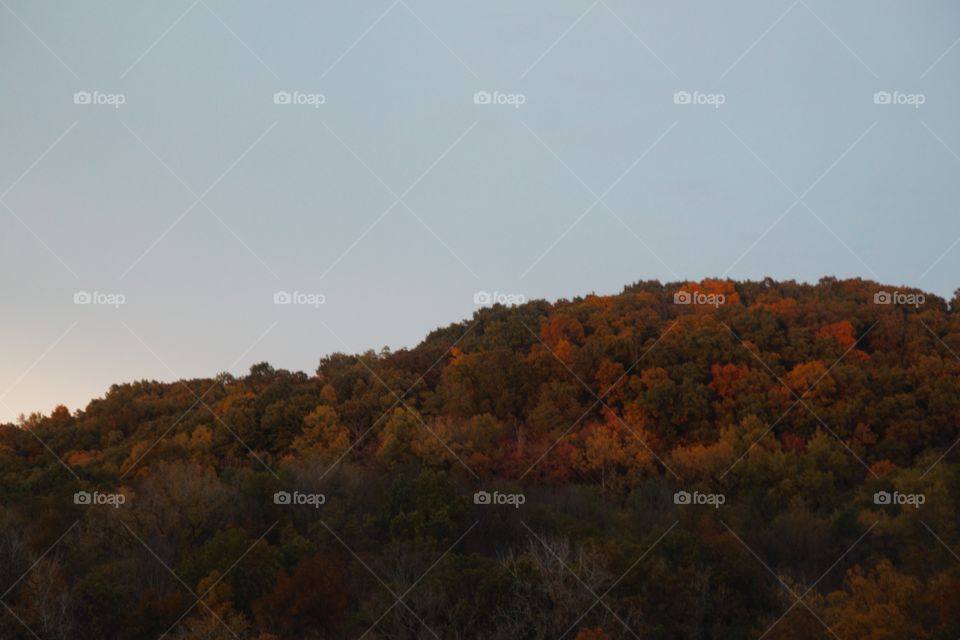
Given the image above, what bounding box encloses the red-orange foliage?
[818,320,857,348]
[541,314,585,350]
[709,363,749,398]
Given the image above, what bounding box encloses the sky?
[1,0,959,422]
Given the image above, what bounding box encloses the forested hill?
[2,277,960,639]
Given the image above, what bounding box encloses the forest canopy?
[2,277,959,639]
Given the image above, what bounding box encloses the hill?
[2,277,959,639]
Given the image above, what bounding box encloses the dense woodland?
[2,277,960,639]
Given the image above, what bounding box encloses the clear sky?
[2,0,959,422]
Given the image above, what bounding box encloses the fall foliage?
[2,277,959,638]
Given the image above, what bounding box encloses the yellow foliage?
[66,450,96,466]
[670,440,735,481]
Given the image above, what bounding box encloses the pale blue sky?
[2,0,959,421]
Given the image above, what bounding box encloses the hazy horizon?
[3,0,960,421]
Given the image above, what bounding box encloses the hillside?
[2,277,959,639]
